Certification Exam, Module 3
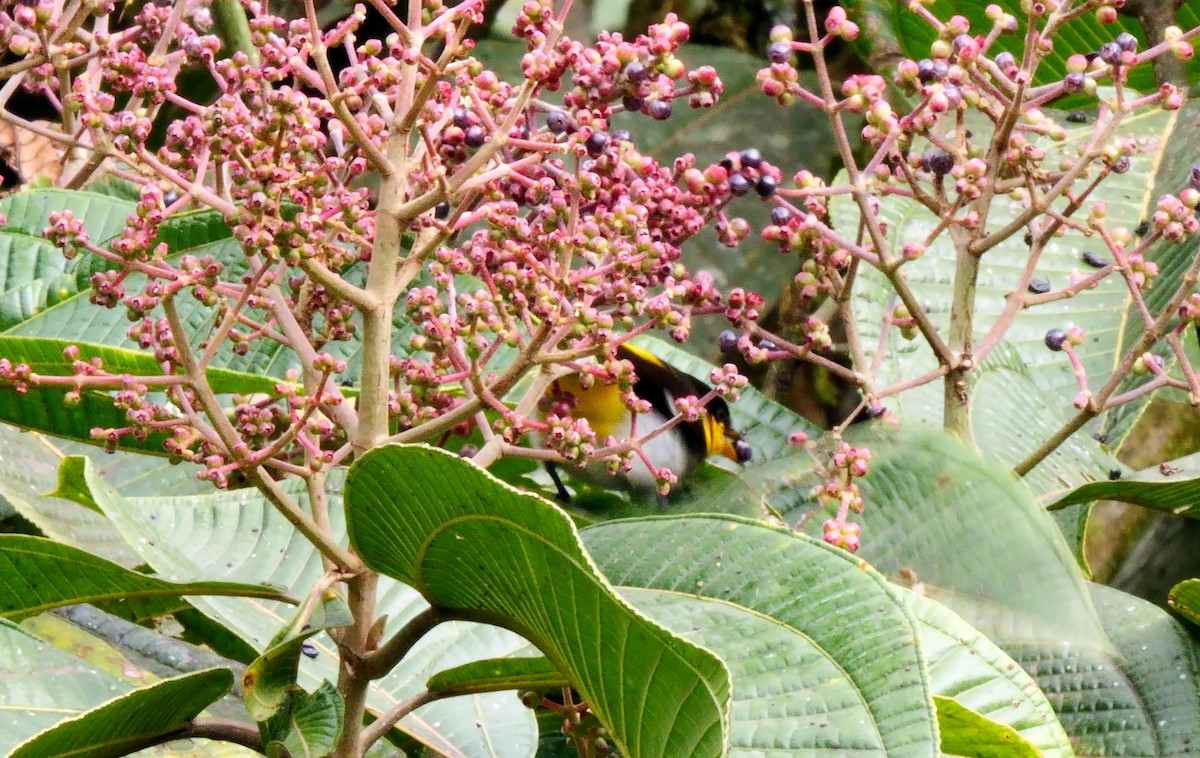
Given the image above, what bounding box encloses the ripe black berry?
[1115,32,1137,53]
[546,109,575,134]
[1112,156,1131,174]
[1108,468,1122,480]
[452,107,472,129]
[1027,278,1050,294]
[728,173,751,196]
[585,131,610,157]
[647,99,672,121]
[624,61,648,82]
[770,207,793,225]
[464,125,487,148]
[917,58,937,83]
[922,148,954,176]
[718,330,739,353]
[434,201,451,219]
[1064,73,1085,93]
[755,175,778,198]
[1066,110,1089,123]
[622,95,644,113]
[993,51,1015,70]
[767,41,792,64]
[1082,251,1109,268]
[1098,41,1123,66]
[611,129,631,142]
[1044,328,1068,351]
[739,148,763,169]
[1191,163,1200,191]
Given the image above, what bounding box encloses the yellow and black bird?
[544,343,752,503]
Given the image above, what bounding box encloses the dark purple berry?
[917,58,937,83]
[464,125,487,148]
[1066,110,1089,123]
[1191,163,1200,191]
[931,59,949,80]
[611,129,631,142]
[1098,41,1123,66]
[719,157,734,171]
[1135,219,1150,237]
[624,61,648,82]
[647,99,672,120]
[452,107,472,129]
[758,338,777,351]
[585,131,610,157]
[163,190,180,206]
[1081,251,1108,268]
[942,84,962,109]
[739,147,763,169]
[1044,328,1068,351]
[728,173,751,196]
[1027,278,1050,294]
[1108,467,1122,480]
[864,404,887,418]
[1116,32,1137,53]
[300,641,319,658]
[755,175,778,198]
[770,207,793,225]
[546,109,575,134]
[622,95,645,113]
[1112,156,1131,174]
[458,444,479,458]
[994,51,1016,70]
[734,439,753,463]
[1063,73,1085,93]
[922,148,954,176]
[952,34,974,56]
[718,329,739,353]
[767,41,792,64]
[434,201,451,219]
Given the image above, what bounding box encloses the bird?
[542,342,752,504]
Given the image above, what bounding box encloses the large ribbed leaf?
[344,444,733,758]
[7,668,231,758]
[900,590,1072,757]
[55,455,539,758]
[583,515,939,756]
[0,534,292,622]
[1008,583,1200,756]
[789,430,1107,648]
[1049,449,1200,517]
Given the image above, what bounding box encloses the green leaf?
[7,668,233,758]
[62,454,538,756]
[243,592,352,721]
[901,590,1072,757]
[1008,583,1200,755]
[583,515,939,756]
[344,444,732,758]
[262,681,344,758]
[934,696,1041,758]
[427,656,568,698]
[0,618,141,752]
[793,429,1107,649]
[1168,578,1200,627]
[0,534,294,621]
[1049,450,1200,517]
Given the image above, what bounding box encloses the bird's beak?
[716,426,753,464]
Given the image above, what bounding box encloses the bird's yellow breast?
[552,373,627,441]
